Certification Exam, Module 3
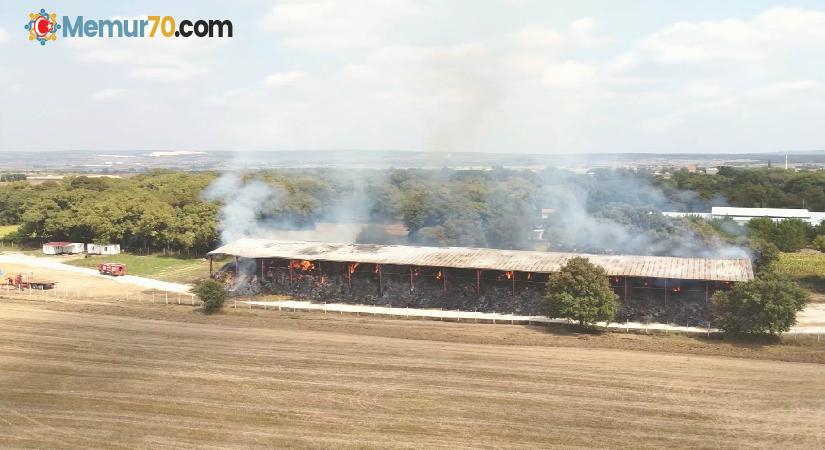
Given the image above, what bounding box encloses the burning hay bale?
[217,258,555,316]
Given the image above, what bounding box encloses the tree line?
[661,166,825,211]
[1,167,824,256]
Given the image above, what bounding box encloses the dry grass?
[1,297,825,448]
[1,262,825,448]
[776,252,825,299]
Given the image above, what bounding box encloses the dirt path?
[1,300,824,449]
[0,254,190,293]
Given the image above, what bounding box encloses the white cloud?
[617,7,825,67]
[264,71,310,88]
[65,24,224,82]
[260,0,431,51]
[512,25,563,47]
[512,17,610,49]
[542,61,596,87]
[131,64,208,82]
[12,4,824,154]
[0,27,8,44]
[749,80,820,101]
[91,88,130,102]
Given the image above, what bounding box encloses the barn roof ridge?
[209,238,754,282]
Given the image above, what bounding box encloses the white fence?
[3,286,824,339]
[0,283,201,306]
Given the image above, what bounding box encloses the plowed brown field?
[1,297,825,449]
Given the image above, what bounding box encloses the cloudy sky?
[1,0,824,154]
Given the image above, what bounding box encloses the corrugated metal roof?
[209,238,754,282]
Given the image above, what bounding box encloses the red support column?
[476,270,481,294]
[512,272,516,297]
[442,268,447,294]
[347,263,353,291]
[410,266,415,292]
[664,278,668,307]
[623,277,628,304]
[704,281,709,304]
[377,264,383,296]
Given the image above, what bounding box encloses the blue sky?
[1,1,824,154]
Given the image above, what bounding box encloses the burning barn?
[208,238,754,324]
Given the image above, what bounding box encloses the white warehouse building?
[663,207,825,226]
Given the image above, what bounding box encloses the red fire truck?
[98,263,127,277]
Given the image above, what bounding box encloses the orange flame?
[504,271,513,280]
[348,263,360,274]
[290,260,315,271]
[436,271,443,280]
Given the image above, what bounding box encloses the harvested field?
[1,298,825,448]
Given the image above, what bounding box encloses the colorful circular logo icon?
[25,9,60,45]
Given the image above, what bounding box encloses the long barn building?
[208,238,754,324]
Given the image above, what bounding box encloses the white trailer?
[86,243,121,255]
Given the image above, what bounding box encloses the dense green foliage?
[747,238,780,274]
[746,217,817,252]
[662,167,825,211]
[545,257,618,327]
[1,167,823,257]
[812,235,825,253]
[194,279,227,314]
[0,173,26,182]
[0,173,220,253]
[712,272,809,335]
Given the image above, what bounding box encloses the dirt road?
[1,300,824,449]
[0,254,190,293]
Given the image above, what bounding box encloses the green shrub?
[813,235,825,253]
[545,257,618,327]
[194,279,227,314]
[748,238,780,273]
[712,272,809,336]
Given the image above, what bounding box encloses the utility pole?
[785,154,789,170]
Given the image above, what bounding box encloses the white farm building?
[86,244,121,255]
[42,242,85,255]
[662,207,825,226]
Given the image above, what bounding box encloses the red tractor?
[98,263,127,277]
[2,273,57,290]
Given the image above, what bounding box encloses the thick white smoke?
[202,173,286,243]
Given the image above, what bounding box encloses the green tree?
[545,257,618,327]
[748,238,780,274]
[746,217,776,243]
[712,272,809,335]
[194,279,227,314]
[773,219,811,252]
